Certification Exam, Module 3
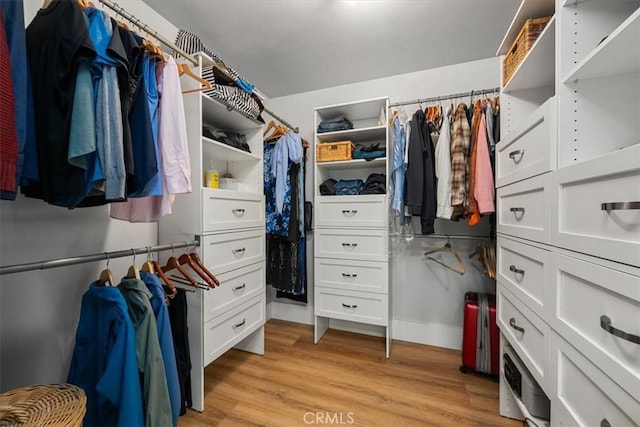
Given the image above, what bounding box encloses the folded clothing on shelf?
[317,116,354,133]
[361,173,386,194]
[352,143,386,160]
[335,179,364,195]
[203,126,251,152]
[319,178,337,195]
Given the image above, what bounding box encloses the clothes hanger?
[125,249,141,280]
[187,246,220,287]
[162,244,200,289]
[388,109,399,126]
[177,243,217,288]
[98,252,116,286]
[424,237,466,275]
[179,64,213,95]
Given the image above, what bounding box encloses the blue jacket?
[67,282,144,427]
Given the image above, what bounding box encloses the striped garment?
[450,104,471,212]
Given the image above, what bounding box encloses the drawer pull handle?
[342,303,358,309]
[509,318,525,334]
[600,315,640,345]
[232,283,246,291]
[508,149,524,160]
[509,207,525,213]
[341,209,358,217]
[601,201,640,211]
[233,318,246,329]
[232,208,246,216]
[509,265,525,275]
[342,273,358,278]
[232,248,246,255]
[342,243,358,248]
[601,419,611,427]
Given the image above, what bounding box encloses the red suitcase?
[460,292,499,376]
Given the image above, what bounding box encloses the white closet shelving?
[313,97,391,358]
[496,1,640,424]
[159,53,266,412]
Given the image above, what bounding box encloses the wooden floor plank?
[178,320,519,426]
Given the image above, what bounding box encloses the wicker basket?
[502,16,552,86]
[0,384,86,427]
[316,141,354,162]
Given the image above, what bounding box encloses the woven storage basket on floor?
[0,384,86,427]
[316,141,354,162]
[502,16,552,86]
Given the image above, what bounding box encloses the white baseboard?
[391,319,462,351]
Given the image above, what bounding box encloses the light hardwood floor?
[179,319,520,427]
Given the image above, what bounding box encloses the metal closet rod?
[389,86,501,108]
[263,107,300,133]
[0,239,200,276]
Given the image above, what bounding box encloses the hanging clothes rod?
[262,107,300,133]
[0,239,200,276]
[389,86,501,108]
[392,234,490,241]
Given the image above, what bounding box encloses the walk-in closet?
[1,0,638,426]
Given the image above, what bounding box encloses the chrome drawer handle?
[509,318,525,334]
[508,149,524,160]
[341,209,358,217]
[601,201,640,211]
[342,243,358,248]
[600,315,640,345]
[233,318,246,329]
[232,248,246,255]
[342,273,358,278]
[509,265,525,275]
[510,207,525,213]
[342,303,358,309]
[232,283,246,291]
[232,208,246,216]
[601,419,611,427]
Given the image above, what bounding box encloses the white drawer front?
[497,173,551,243]
[496,97,556,188]
[315,288,388,326]
[202,189,264,232]
[203,294,265,366]
[497,237,550,318]
[553,145,640,267]
[203,230,265,274]
[203,262,265,322]
[498,283,550,392]
[315,196,386,228]
[552,253,640,397]
[315,258,388,294]
[551,333,640,427]
[315,229,387,262]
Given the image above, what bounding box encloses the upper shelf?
[317,125,387,144]
[563,7,640,83]
[315,97,388,122]
[503,16,556,92]
[497,0,555,56]
[201,93,262,132]
[202,136,261,162]
[316,157,387,170]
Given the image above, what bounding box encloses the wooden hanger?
[424,240,466,275]
[98,253,116,286]
[178,252,216,288]
[162,251,200,289]
[388,110,399,126]
[125,249,141,280]
[141,247,177,295]
[179,64,213,94]
[189,252,220,287]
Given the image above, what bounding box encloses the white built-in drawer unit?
[498,283,550,392]
[497,236,551,318]
[203,294,265,366]
[551,252,640,398]
[497,172,551,243]
[316,288,388,326]
[202,189,265,232]
[552,144,640,268]
[314,258,388,294]
[550,332,640,427]
[203,229,265,274]
[315,228,388,262]
[203,262,265,322]
[496,97,557,188]
[315,195,386,228]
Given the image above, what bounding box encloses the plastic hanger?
[424,238,466,275]
[179,64,213,94]
[98,252,116,286]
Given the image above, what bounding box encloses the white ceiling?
[143,0,519,98]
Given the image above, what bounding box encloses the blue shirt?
[67,282,144,427]
[141,272,181,426]
[271,131,302,214]
[391,117,406,214]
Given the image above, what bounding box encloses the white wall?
[265,57,500,349]
[0,0,177,393]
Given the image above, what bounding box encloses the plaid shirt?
[450,104,471,207]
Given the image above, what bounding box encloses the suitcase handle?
[509,318,525,334]
[509,265,525,275]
